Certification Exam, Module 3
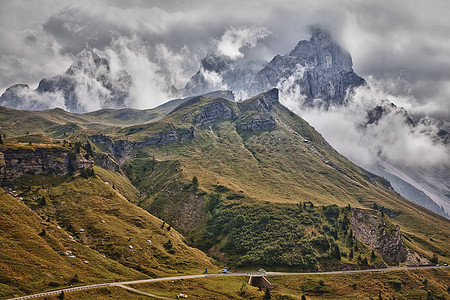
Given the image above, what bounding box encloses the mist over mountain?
[250,27,365,105]
[0,42,181,112]
[180,27,450,218]
[0,47,132,112]
[183,54,266,101]
[183,27,365,106]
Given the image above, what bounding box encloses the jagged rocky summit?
[183,27,365,106]
[1,27,364,112]
[250,27,365,105]
[0,48,132,113]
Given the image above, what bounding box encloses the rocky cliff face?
[91,127,195,161]
[236,88,279,131]
[351,208,429,265]
[93,153,121,173]
[237,116,277,131]
[0,147,93,179]
[242,88,279,110]
[195,100,237,126]
[250,27,365,105]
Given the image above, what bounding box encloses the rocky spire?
[309,26,333,47]
[250,27,364,105]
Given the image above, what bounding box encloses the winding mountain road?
[8,265,448,299]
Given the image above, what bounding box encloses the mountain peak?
[2,84,30,95]
[66,47,110,76]
[250,28,365,105]
[309,26,333,47]
[257,87,279,105]
[0,45,133,113]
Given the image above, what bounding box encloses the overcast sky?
[0,0,449,122]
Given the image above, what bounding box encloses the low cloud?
[215,26,270,60]
[279,76,450,169]
[4,85,66,111]
[104,36,176,109]
[155,44,200,90]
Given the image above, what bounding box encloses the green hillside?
[0,187,139,298]
[0,88,449,298]
[112,89,400,208]
[0,96,185,141]
[91,89,448,265]
[0,171,215,299]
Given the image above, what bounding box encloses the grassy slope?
[266,268,450,299]
[83,97,186,127]
[0,172,216,299]
[113,95,403,207]
[107,93,449,261]
[38,286,150,300]
[93,166,141,204]
[0,97,183,144]
[132,277,262,300]
[0,188,142,299]
[114,153,387,270]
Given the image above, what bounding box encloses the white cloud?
[216,26,270,60]
[72,71,111,112]
[199,67,229,91]
[104,36,175,109]
[6,85,67,111]
[155,44,200,90]
[279,77,450,170]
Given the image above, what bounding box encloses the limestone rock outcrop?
[195,100,237,126]
[351,208,429,265]
[0,147,93,179]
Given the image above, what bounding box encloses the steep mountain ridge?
[81,89,448,266]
